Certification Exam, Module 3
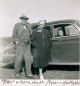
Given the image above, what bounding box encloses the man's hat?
[20,15,29,20]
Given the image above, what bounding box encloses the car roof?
[32,19,79,27]
[47,19,77,25]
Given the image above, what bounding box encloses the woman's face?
[58,29,64,36]
[39,20,46,28]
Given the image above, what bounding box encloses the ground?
[0,61,79,79]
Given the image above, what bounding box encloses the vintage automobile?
[1,19,80,65]
[47,19,80,65]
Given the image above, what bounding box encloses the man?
[31,20,52,79]
[12,15,33,78]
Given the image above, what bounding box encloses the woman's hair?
[38,20,46,25]
[58,27,62,31]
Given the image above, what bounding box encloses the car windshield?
[76,20,80,27]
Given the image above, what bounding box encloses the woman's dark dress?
[31,28,51,68]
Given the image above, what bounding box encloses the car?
[1,19,80,65]
[47,19,80,65]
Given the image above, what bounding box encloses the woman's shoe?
[40,74,44,80]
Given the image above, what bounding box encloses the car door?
[50,24,80,65]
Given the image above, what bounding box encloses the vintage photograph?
[0,0,80,80]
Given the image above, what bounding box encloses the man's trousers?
[14,44,33,75]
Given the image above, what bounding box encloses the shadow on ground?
[2,63,14,69]
[2,63,79,71]
[44,65,79,71]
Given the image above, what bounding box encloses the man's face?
[21,19,27,25]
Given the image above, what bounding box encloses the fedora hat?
[20,15,29,20]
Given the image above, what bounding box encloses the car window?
[53,26,65,37]
[65,25,80,36]
[53,27,59,37]
[52,24,80,37]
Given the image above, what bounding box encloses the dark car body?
[1,19,80,65]
[47,19,80,65]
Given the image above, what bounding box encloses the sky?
[0,0,80,37]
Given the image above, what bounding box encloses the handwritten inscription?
[0,79,80,86]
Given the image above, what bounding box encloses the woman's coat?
[31,28,52,68]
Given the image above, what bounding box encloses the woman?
[31,20,52,79]
[57,27,64,37]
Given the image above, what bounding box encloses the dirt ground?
[0,61,79,79]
